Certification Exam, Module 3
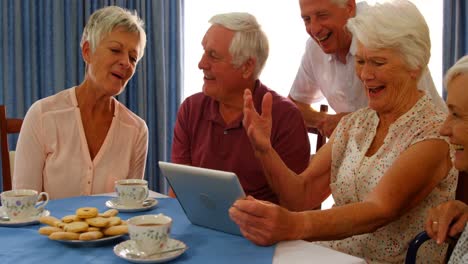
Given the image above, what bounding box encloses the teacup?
[115,179,149,207]
[0,189,49,220]
[128,214,172,255]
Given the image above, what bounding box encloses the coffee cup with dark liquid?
[0,189,49,220]
[127,214,172,255]
[115,179,149,207]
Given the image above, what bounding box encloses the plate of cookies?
[38,207,128,246]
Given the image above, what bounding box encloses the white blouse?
[320,95,457,263]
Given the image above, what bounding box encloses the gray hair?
[80,6,146,61]
[445,55,468,88]
[209,12,269,79]
[346,0,430,73]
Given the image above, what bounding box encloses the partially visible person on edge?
[229,1,457,263]
[289,0,446,137]
[13,6,148,199]
[425,55,468,264]
[170,12,310,205]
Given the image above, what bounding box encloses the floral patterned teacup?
[128,214,172,255]
[115,179,149,207]
[0,189,49,220]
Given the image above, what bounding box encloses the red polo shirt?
[171,80,310,203]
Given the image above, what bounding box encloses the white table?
[98,191,365,264]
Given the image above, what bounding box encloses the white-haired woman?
[229,1,457,262]
[13,6,148,199]
[425,55,468,264]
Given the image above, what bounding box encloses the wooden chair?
[308,104,329,152]
[0,105,23,191]
[405,170,468,264]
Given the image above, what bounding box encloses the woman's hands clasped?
[229,196,304,246]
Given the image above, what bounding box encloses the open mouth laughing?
[314,32,332,44]
[453,144,464,152]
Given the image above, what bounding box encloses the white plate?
[51,234,126,246]
[0,207,50,227]
[114,238,187,263]
[105,198,158,213]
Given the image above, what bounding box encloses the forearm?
[255,146,311,210]
[289,97,324,128]
[296,201,398,241]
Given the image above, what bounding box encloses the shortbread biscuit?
[99,209,118,218]
[103,225,128,236]
[85,217,109,228]
[38,226,63,236]
[55,222,66,229]
[49,232,80,240]
[87,227,100,232]
[61,215,80,223]
[106,216,121,227]
[76,207,98,219]
[39,216,61,227]
[63,221,89,233]
[79,231,104,241]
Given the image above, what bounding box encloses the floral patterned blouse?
[319,95,458,263]
[448,224,468,264]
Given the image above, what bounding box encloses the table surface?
[0,194,365,264]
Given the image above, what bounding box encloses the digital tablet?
[158,161,246,236]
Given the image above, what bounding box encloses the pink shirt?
[13,87,148,199]
[172,81,310,203]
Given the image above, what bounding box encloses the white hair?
[346,0,430,73]
[445,55,468,88]
[80,6,146,61]
[209,12,269,79]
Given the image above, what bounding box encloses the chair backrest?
[405,170,468,264]
[308,104,329,152]
[456,171,468,204]
[0,105,23,191]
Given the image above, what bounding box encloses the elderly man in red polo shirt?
[170,12,312,205]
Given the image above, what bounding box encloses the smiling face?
[198,25,248,103]
[82,26,141,96]
[440,73,468,171]
[299,0,355,55]
[354,43,420,114]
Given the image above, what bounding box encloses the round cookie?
[85,217,110,228]
[79,231,104,241]
[49,232,80,240]
[61,215,80,223]
[99,209,119,218]
[63,221,89,233]
[39,216,61,227]
[38,226,63,236]
[76,207,98,219]
[103,225,128,236]
[106,216,122,227]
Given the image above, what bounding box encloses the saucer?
[0,207,50,227]
[105,198,158,213]
[114,238,187,263]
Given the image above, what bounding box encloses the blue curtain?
[443,0,468,99]
[0,0,183,193]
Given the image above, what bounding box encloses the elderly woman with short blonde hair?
[13,6,148,199]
